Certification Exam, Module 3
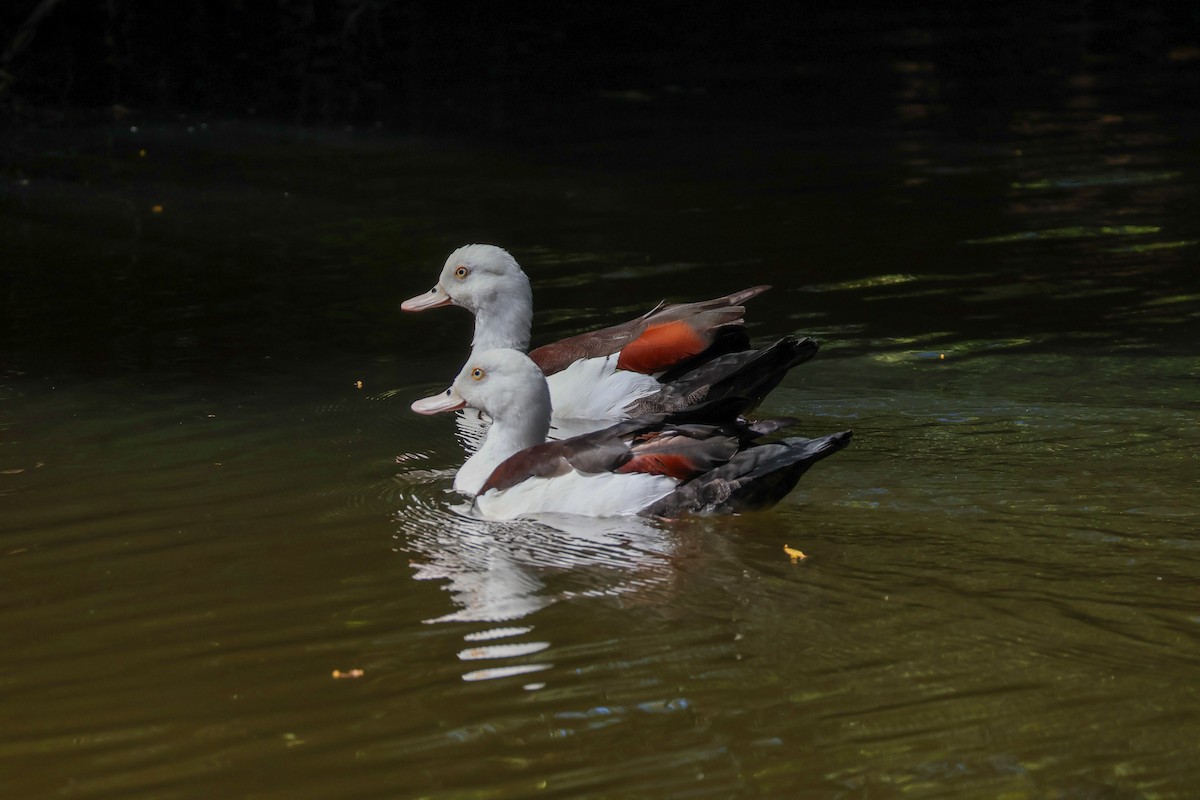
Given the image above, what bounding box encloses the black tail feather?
[625,335,819,418]
[641,429,852,517]
[706,336,818,414]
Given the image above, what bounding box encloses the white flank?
[545,355,660,420]
[474,470,677,520]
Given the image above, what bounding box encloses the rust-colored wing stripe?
[615,452,703,481]
[615,320,710,374]
[614,430,739,480]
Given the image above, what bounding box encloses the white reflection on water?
[396,492,677,681]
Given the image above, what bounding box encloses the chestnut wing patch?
[615,320,710,374]
[614,429,740,481]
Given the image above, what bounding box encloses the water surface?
[2,19,1200,799]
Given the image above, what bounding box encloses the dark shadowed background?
[2,4,1199,799]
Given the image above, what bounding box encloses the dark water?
[3,20,1200,800]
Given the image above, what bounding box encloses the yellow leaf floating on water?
[354,380,363,390]
[332,668,364,679]
[783,544,807,563]
[151,204,163,214]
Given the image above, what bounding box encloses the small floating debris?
[783,544,807,563]
[151,204,164,214]
[354,380,363,390]
[331,668,364,679]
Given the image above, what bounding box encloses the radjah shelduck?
[402,244,812,421]
[412,348,851,520]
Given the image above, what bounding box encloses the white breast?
[544,355,660,420]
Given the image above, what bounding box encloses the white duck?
[411,349,851,520]
[402,244,772,420]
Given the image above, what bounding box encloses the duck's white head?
[412,349,552,494]
[401,245,534,351]
[411,348,551,433]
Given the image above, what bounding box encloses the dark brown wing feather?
[478,414,755,495]
[478,418,652,494]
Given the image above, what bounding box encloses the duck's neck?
[471,288,533,353]
[454,389,551,496]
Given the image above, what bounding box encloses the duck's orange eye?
[470,368,485,381]
[454,266,469,279]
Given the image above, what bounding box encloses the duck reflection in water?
[398,497,679,682]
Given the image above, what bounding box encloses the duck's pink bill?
[401,286,453,311]
[411,390,467,415]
